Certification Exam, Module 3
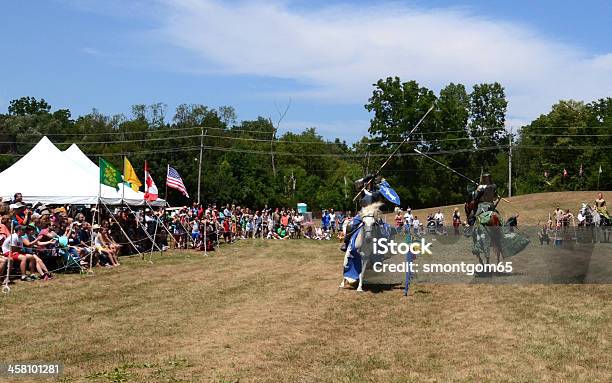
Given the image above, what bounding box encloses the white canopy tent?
[0,137,165,206]
[62,144,165,206]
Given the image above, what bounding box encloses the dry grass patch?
[0,239,610,382]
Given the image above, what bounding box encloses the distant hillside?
[387,191,611,225]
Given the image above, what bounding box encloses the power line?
[8,126,603,147]
[15,126,204,137]
[0,132,526,146]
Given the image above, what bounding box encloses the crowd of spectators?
[392,207,454,236]
[167,204,352,247]
[0,193,353,285]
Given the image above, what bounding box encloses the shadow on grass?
[363,284,402,293]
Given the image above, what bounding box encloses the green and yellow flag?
[99,158,122,190]
[123,157,142,192]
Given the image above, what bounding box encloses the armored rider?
[340,174,386,252]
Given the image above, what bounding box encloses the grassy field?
[403,190,612,225]
[1,238,611,382]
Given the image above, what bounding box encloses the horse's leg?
[357,258,366,292]
[339,248,350,288]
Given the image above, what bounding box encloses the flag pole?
[122,156,126,205]
[165,164,169,202]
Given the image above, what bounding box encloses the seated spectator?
[95,227,120,267]
[2,225,38,282]
[21,225,54,279]
[304,225,314,239]
[434,209,444,226]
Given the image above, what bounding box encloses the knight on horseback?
[339,174,385,253]
[340,174,400,291]
[465,173,505,265]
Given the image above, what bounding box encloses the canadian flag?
[144,161,159,201]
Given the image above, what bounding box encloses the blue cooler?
[297,203,307,214]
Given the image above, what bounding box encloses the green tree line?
[0,80,610,210]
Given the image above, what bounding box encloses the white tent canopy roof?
[62,143,165,206]
[0,137,165,206]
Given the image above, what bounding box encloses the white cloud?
[149,1,612,125]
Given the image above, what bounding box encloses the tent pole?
[1,220,14,294]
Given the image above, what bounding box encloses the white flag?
[600,165,603,174]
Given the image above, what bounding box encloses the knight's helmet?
[480,173,492,185]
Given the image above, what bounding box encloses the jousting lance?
[413,148,513,205]
[413,148,478,185]
[352,105,435,202]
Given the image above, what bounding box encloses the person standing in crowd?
[452,208,461,235]
[554,207,564,228]
[254,211,262,238]
[223,217,231,243]
[321,210,331,232]
[394,210,403,229]
[191,218,200,245]
[412,215,421,236]
[267,213,274,237]
[281,211,289,228]
[595,192,609,220]
[272,208,280,228]
[330,209,336,234]
[403,208,413,235]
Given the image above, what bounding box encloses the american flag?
[166,165,189,198]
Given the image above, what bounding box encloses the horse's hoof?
[356,287,364,292]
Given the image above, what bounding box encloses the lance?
[414,148,478,185]
[413,148,513,205]
[352,105,435,202]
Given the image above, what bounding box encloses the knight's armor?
[465,174,498,225]
[468,174,504,259]
[340,174,384,251]
[354,174,385,207]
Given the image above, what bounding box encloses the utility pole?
[197,128,206,204]
[508,128,512,198]
[271,123,276,177]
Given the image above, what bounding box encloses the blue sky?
[1,0,610,142]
